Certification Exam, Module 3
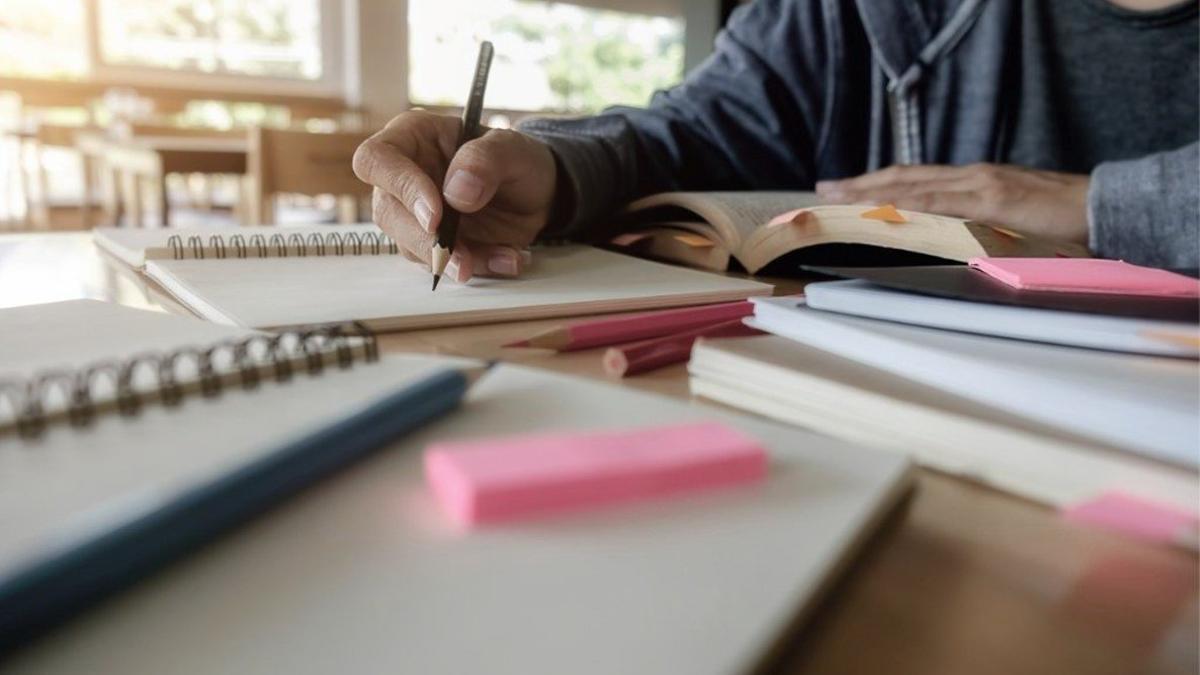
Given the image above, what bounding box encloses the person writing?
[353,0,1198,284]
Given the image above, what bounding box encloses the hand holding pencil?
[353,41,556,285]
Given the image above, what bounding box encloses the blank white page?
[0,300,259,379]
[8,364,911,675]
[145,245,774,330]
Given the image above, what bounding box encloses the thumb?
[441,129,531,213]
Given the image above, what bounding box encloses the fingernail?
[487,250,520,277]
[448,252,473,283]
[413,199,434,231]
[445,170,485,207]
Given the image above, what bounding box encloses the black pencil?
[431,40,494,291]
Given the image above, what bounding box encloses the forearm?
[517,117,655,240]
[1088,142,1200,268]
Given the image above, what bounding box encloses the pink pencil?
[508,300,755,352]
[603,319,761,377]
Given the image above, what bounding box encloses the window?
[0,0,342,96]
[407,0,686,114]
[97,0,324,81]
[0,1,88,79]
[92,0,343,95]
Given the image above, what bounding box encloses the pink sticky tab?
[611,232,652,247]
[424,422,767,527]
[1063,493,1200,546]
[767,208,812,227]
[969,257,1200,298]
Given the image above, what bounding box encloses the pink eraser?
[969,257,1200,298]
[423,421,767,527]
[1063,492,1200,546]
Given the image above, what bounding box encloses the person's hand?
[815,163,1091,243]
[352,110,558,283]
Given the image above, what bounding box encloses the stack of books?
[689,259,1200,514]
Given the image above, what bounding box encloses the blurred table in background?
[0,232,1196,675]
[0,77,366,231]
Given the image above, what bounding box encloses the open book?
[612,192,1089,274]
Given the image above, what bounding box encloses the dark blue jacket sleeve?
[520,0,841,237]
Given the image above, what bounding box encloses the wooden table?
[77,133,248,228]
[1,232,1196,675]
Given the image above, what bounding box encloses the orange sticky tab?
[861,204,907,224]
[767,208,813,227]
[989,224,1026,240]
[673,233,716,248]
[1140,330,1200,349]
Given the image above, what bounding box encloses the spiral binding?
[0,322,379,440]
[165,230,400,260]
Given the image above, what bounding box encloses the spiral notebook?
[0,300,475,650]
[115,228,773,331]
[7,363,912,675]
[93,224,390,268]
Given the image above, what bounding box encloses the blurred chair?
[4,87,100,230]
[21,123,99,230]
[119,122,245,223]
[246,127,372,226]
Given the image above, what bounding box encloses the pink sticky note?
[424,421,767,527]
[969,258,1200,298]
[1063,492,1199,548]
[767,208,813,227]
[611,232,652,247]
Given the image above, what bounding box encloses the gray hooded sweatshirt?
[521,0,1199,269]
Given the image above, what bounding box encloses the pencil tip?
[431,275,441,291]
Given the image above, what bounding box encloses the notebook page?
[7,364,910,675]
[0,300,260,379]
[145,245,774,330]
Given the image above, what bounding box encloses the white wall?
[343,0,410,129]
